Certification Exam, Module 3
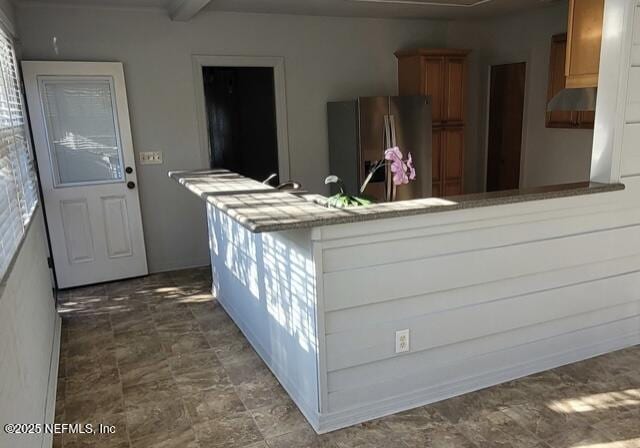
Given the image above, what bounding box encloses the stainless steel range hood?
[547,87,597,112]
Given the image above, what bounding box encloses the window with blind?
[0,27,38,280]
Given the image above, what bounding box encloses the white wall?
[0,5,60,447]
[15,6,447,272]
[0,208,60,448]
[13,3,605,271]
[447,2,595,192]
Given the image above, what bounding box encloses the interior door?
[486,62,526,192]
[202,67,279,181]
[22,61,148,288]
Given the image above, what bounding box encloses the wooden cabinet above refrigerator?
[565,0,605,89]
[546,33,595,129]
[395,49,469,196]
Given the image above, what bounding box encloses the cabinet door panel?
[444,181,463,196]
[579,110,595,128]
[397,56,423,95]
[546,34,578,128]
[424,57,445,125]
[444,128,464,181]
[432,128,442,182]
[445,57,465,124]
[432,182,441,198]
[565,0,604,88]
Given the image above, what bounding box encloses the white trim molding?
[42,316,61,448]
[591,0,636,183]
[192,55,291,181]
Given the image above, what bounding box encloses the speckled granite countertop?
[169,170,625,233]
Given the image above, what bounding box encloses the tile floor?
[55,267,640,448]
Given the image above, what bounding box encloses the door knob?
[125,166,133,174]
[127,181,136,189]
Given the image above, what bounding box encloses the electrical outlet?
[139,151,163,165]
[395,329,410,354]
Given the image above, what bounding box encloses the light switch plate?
[139,151,163,165]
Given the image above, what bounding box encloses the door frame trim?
[192,54,291,181]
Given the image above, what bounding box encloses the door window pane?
[40,78,124,185]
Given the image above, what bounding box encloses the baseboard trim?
[41,314,62,448]
[315,331,640,433]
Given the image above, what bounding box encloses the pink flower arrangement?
[384,147,416,186]
[356,146,417,203]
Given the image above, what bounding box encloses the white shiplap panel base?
[319,319,640,432]
[313,181,640,431]
[322,200,640,274]
[327,302,640,394]
[325,253,640,334]
[205,179,640,434]
[324,222,640,311]
[325,270,640,371]
[207,205,321,429]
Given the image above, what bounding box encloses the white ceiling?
[14,0,563,20]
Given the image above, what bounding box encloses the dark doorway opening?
[202,66,279,181]
[486,62,526,192]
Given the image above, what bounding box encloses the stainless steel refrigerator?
[327,96,432,201]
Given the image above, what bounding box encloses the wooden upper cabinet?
[565,0,604,89]
[424,57,445,124]
[432,128,442,183]
[396,48,469,197]
[579,110,595,128]
[546,33,595,129]
[444,127,464,182]
[547,34,577,128]
[396,49,469,126]
[444,57,466,124]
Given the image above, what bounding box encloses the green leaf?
[324,175,345,194]
[326,193,372,208]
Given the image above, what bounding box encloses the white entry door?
[22,61,148,289]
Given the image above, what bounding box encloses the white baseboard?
[41,315,62,448]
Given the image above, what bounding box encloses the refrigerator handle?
[383,114,392,150]
[389,115,398,148]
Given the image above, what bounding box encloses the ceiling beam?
[168,0,211,21]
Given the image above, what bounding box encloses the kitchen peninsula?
[171,169,639,434]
